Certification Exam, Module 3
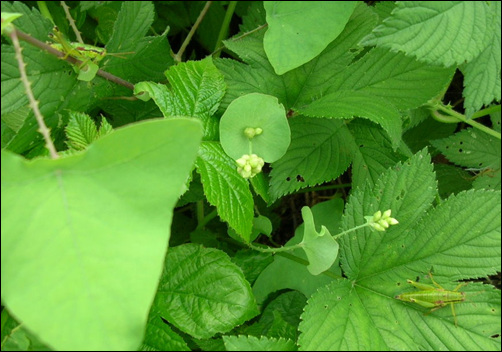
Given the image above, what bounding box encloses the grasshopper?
[395,272,467,326]
[48,27,131,81]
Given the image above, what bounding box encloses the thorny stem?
[213,1,237,58]
[60,1,83,43]
[9,28,59,159]
[15,29,134,90]
[173,1,212,63]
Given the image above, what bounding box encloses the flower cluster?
[365,210,399,232]
[236,154,265,179]
[243,127,263,139]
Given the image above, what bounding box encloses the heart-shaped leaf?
[1,118,203,350]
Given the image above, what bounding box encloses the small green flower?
[243,127,264,139]
[364,209,399,232]
[236,154,265,179]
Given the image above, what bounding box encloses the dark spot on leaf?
[458,149,463,153]
[296,175,305,182]
[286,177,291,181]
[359,144,364,148]
[459,141,463,145]
[397,282,401,286]
[287,109,294,118]
[324,305,328,309]
[491,334,500,338]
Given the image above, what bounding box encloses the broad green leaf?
[297,90,402,149]
[461,2,501,117]
[269,117,356,200]
[134,57,225,140]
[223,335,297,351]
[434,163,473,197]
[140,316,190,351]
[349,119,408,191]
[362,2,496,67]
[263,1,356,75]
[232,250,274,285]
[300,207,339,275]
[216,2,377,111]
[473,169,501,191]
[298,149,501,350]
[220,93,290,162]
[1,118,203,351]
[326,47,455,110]
[431,128,501,170]
[151,244,259,339]
[195,142,254,240]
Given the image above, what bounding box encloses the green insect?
[48,27,130,81]
[395,272,467,326]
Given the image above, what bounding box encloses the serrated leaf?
[104,2,173,83]
[297,90,402,149]
[298,149,501,350]
[349,119,408,191]
[195,142,254,240]
[134,57,225,140]
[431,128,501,170]
[327,47,455,110]
[263,1,356,75]
[65,112,112,150]
[223,335,297,351]
[140,316,189,351]
[152,244,258,339]
[362,2,496,67]
[269,117,355,200]
[461,1,501,118]
[1,118,203,351]
[300,207,339,275]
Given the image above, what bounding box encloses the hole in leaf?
[286,177,291,181]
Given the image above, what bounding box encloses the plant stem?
[36,1,54,24]
[213,1,237,58]
[332,223,370,240]
[60,1,83,43]
[471,105,501,119]
[10,28,59,159]
[173,1,212,63]
[196,209,218,230]
[196,200,205,228]
[248,242,304,253]
[437,105,501,139]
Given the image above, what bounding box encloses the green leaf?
[1,2,95,154]
[297,90,402,149]
[220,93,291,162]
[263,1,356,75]
[269,117,356,200]
[298,149,501,350]
[349,119,408,191]
[216,2,377,111]
[461,2,501,117]
[223,335,297,351]
[195,142,254,240]
[104,2,173,83]
[1,118,203,350]
[300,207,339,275]
[252,200,343,304]
[362,2,496,67]
[134,57,225,140]
[151,244,259,339]
[140,315,190,351]
[326,47,455,111]
[431,128,501,170]
[65,112,112,150]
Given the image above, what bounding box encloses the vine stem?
[173,1,212,63]
[9,28,59,159]
[248,242,304,253]
[213,1,237,58]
